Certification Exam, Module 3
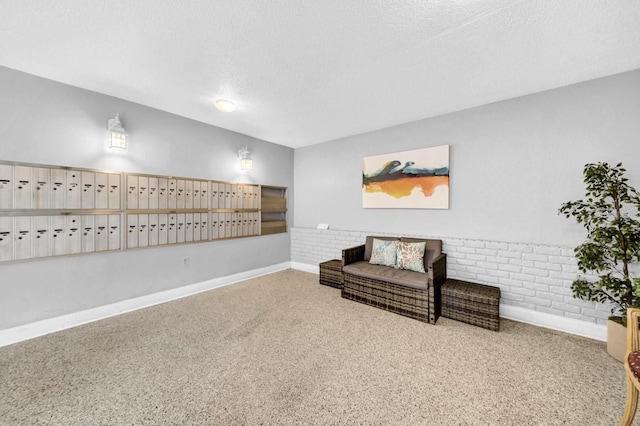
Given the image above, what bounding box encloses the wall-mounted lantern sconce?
[238,145,253,170]
[107,113,127,150]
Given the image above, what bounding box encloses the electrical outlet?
[182,257,188,266]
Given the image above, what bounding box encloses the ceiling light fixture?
[215,99,236,112]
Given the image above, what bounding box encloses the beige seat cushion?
[343,261,428,289]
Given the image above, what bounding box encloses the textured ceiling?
[1,1,640,148]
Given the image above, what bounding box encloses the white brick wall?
[291,227,611,326]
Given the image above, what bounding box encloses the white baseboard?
[291,261,319,274]
[500,304,607,341]
[291,261,608,342]
[0,261,291,348]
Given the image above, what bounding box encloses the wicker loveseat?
[341,236,446,324]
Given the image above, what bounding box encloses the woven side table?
[442,279,500,331]
[319,259,343,289]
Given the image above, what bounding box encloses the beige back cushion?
[400,237,442,267]
[364,236,400,261]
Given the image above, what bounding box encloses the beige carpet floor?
[0,269,636,425]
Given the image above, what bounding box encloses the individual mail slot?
[232,212,240,238]
[148,214,159,246]
[148,177,159,209]
[235,213,243,237]
[176,213,186,243]
[137,176,149,210]
[218,183,225,209]
[224,212,232,238]
[252,185,260,209]
[220,214,228,239]
[34,167,52,209]
[158,214,168,245]
[241,186,249,209]
[14,216,32,260]
[230,184,238,209]
[66,215,82,254]
[254,212,261,235]
[66,171,81,209]
[248,213,255,236]
[235,184,242,208]
[249,213,256,236]
[237,185,244,209]
[50,216,66,256]
[167,214,177,244]
[210,182,219,209]
[33,167,51,209]
[224,184,232,209]
[127,214,138,248]
[253,215,260,235]
[81,215,95,253]
[94,173,108,209]
[244,186,251,209]
[246,186,253,209]
[244,214,251,237]
[0,164,13,209]
[251,186,259,208]
[138,214,149,247]
[210,213,219,240]
[192,180,201,209]
[199,181,208,209]
[184,180,193,209]
[251,185,259,209]
[158,178,168,209]
[185,213,194,242]
[108,173,121,209]
[218,215,226,239]
[168,179,177,209]
[108,215,120,250]
[14,166,33,209]
[50,169,66,209]
[192,214,201,242]
[127,175,138,210]
[251,186,258,208]
[200,213,209,241]
[32,216,50,258]
[81,171,96,209]
[94,215,108,252]
[0,217,14,261]
[242,214,249,237]
[176,179,185,209]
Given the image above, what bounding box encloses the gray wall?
[0,66,294,330]
[294,70,640,248]
[292,70,640,331]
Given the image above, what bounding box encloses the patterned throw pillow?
[396,241,426,273]
[369,238,398,267]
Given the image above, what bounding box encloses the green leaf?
[560,162,640,316]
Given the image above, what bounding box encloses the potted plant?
[559,162,640,362]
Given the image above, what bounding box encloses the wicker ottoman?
[442,279,500,331]
[319,259,343,289]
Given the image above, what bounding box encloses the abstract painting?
[362,145,449,209]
